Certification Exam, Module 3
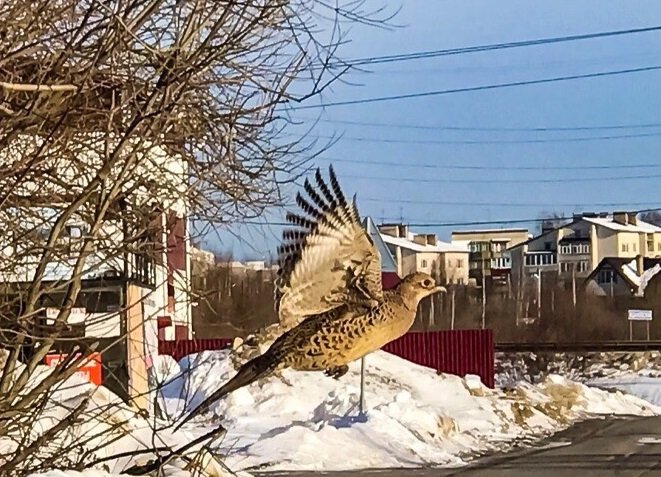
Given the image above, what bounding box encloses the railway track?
[496,340,661,352]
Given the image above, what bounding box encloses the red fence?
[383,329,494,388]
[158,338,233,362]
[159,329,494,387]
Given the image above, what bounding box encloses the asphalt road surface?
[255,415,661,477]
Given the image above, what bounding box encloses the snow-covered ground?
[159,349,661,472]
[2,358,244,477]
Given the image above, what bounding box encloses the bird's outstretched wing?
[274,165,384,328]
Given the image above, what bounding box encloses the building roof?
[381,232,469,253]
[581,216,661,233]
[363,217,398,273]
[586,257,661,295]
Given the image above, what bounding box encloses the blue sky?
[207,0,661,260]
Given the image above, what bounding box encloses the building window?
[622,243,629,252]
[582,244,591,254]
[633,243,637,252]
[420,259,428,268]
[598,269,618,284]
[577,261,589,273]
[457,259,464,268]
[560,244,571,255]
[544,241,551,251]
[658,242,661,252]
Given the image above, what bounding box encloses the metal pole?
[647,321,651,341]
[359,356,366,414]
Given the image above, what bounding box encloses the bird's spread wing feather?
[274,165,383,327]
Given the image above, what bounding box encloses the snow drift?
[160,349,661,472]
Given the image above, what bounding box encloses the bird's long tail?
[174,351,281,430]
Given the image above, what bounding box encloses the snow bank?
[162,349,660,472]
[589,375,661,406]
[2,360,245,477]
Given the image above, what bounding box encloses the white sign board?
[628,309,653,321]
[45,307,86,324]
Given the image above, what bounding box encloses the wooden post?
[429,293,435,328]
[571,263,577,308]
[537,271,542,322]
[481,259,486,329]
[450,288,456,330]
[647,321,651,341]
[629,320,633,341]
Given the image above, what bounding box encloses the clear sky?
[207,0,661,260]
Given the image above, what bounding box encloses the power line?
[288,64,661,110]
[356,197,661,208]
[340,173,661,184]
[315,157,661,171]
[242,210,661,229]
[331,25,661,68]
[311,130,661,144]
[294,116,661,133]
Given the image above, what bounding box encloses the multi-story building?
[450,228,530,290]
[510,211,661,289]
[379,223,469,285]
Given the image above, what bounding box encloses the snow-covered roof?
[581,216,661,233]
[381,233,469,253]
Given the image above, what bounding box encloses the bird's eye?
[422,279,432,287]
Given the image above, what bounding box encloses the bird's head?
[398,272,446,307]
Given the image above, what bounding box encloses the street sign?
[628,309,653,321]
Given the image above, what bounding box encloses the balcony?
[524,251,557,268]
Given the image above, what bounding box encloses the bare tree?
[0,1,394,475]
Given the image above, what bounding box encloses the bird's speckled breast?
[281,290,416,371]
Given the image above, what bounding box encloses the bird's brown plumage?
[174,166,446,430]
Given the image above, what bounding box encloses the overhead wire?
[314,157,661,171]
[311,25,661,69]
[287,64,661,110]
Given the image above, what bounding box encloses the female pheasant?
[175,165,445,429]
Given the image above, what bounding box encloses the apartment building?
[510,211,661,288]
[451,228,530,290]
[379,223,469,285]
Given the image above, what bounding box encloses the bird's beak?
[434,286,447,293]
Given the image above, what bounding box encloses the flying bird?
[174,165,446,430]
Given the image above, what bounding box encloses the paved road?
[255,415,661,477]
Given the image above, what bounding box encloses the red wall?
[159,329,494,387]
[382,329,494,388]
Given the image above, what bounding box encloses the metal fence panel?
[159,329,495,388]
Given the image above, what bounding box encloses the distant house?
[378,223,469,285]
[585,256,661,297]
[451,228,530,290]
[510,211,661,289]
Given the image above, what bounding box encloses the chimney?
[628,212,638,226]
[378,224,404,238]
[636,254,644,275]
[413,234,427,245]
[613,211,628,225]
[398,224,409,239]
[426,233,437,246]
